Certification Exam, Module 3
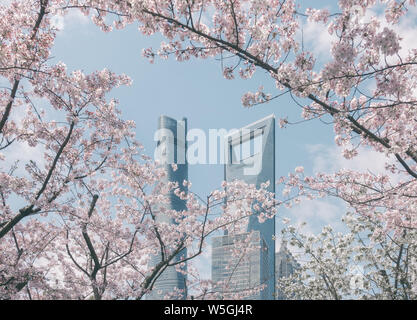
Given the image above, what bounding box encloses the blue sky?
[48,2,350,243]
[51,5,338,220]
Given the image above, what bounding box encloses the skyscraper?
[275,241,299,300]
[147,115,188,299]
[211,230,269,299]
[212,115,276,300]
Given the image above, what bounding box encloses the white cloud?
[2,2,89,32]
[277,143,400,235]
[0,140,45,178]
[284,197,346,235]
[64,9,89,27]
[301,4,417,66]
[302,20,334,61]
[367,4,417,58]
[50,9,90,33]
[293,198,341,223]
[51,15,65,31]
[307,144,395,177]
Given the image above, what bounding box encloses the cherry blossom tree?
[279,211,417,299]
[0,0,278,299]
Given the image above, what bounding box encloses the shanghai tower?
[148,115,188,299]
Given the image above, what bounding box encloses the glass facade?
[275,242,299,300]
[211,232,263,299]
[147,115,188,300]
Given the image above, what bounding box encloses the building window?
[230,131,263,163]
